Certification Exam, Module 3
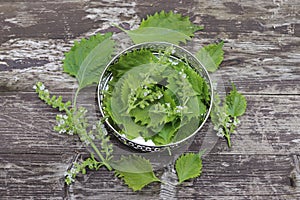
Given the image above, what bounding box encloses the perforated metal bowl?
[97,42,213,152]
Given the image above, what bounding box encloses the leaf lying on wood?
[62,32,115,90]
[117,11,203,45]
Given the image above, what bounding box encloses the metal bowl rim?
[97,41,214,149]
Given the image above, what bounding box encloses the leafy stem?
[73,112,112,171]
[34,82,113,180]
[210,84,247,147]
[224,127,231,148]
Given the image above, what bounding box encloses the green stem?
[225,134,231,148]
[223,122,232,148]
[72,86,112,170]
[73,88,80,108]
[112,23,128,33]
[74,115,112,170]
[90,140,112,171]
[77,127,112,171]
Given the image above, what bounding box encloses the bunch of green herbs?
[34,10,247,191]
[103,48,210,145]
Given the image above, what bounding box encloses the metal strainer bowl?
[97,42,213,152]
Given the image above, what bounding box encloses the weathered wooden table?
[0,0,299,199]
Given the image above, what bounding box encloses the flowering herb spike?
[65,153,102,185]
[34,82,113,174]
[33,82,71,112]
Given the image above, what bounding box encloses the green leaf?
[130,106,151,126]
[196,41,224,72]
[62,33,115,89]
[225,84,247,117]
[123,11,202,45]
[112,155,160,191]
[126,27,191,45]
[175,152,203,184]
[152,123,178,145]
[110,49,158,80]
[171,117,200,143]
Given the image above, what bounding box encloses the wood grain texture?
[0,0,299,199]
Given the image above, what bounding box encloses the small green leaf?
[225,84,247,117]
[196,41,224,72]
[175,152,202,184]
[130,106,151,125]
[152,123,178,145]
[62,33,115,89]
[112,155,160,191]
[121,11,202,45]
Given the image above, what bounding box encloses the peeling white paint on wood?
[0,39,70,61]
[4,11,39,28]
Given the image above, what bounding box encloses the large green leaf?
[127,27,191,45]
[196,41,224,72]
[112,155,160,191]
[62,33,114,89]
[123,11,203,45]
[175,152,203,184]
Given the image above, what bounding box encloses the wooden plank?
[0,91,299,198]
[0,1,94,43]
[0,153,69,199]
[1,153,298,199]
[1,0,299,94]
[67,154,299,199]
[0,92,299,154]
[0,91,83,154]
[0,0,299,199]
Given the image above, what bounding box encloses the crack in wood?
[159,164,178,200]
[0,58,49,71]
[290,155,300,189]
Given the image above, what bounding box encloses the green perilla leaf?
[196,41,224,72]
[175,152,203,184]
[113,155,160,191]
[62,32,115,90]
[120,11,202,45]
[225,83,247,117]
